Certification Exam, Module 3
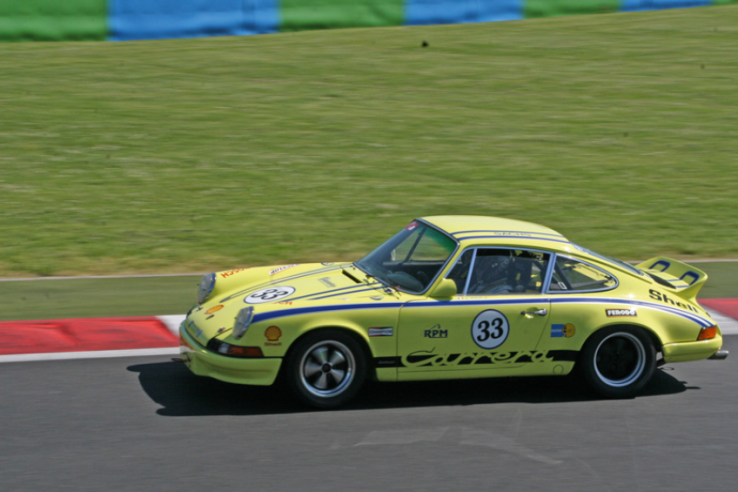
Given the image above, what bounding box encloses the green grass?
[1,261,735,321]
[1,6,737,277]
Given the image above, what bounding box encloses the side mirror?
[430,278,457,299]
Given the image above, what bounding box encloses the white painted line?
[157,314,186,336]
[0,347,180,364]
[705,308,738,336]
[0,273,204,282]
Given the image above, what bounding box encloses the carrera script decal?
[401,349,553,368]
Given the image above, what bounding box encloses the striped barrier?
[0,0,735,42]
[0,306,736,363]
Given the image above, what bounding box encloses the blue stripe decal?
[251,296,711,328]
[253,303,405,324]
[283,283,381,303]
[452,230,565,238]
[309,285,383,300]
[548,297,712,327]
[458,236,571,245]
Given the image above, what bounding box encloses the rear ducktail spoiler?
[635,257,707,303]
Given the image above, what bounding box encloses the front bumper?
[662,335,726,363]
[179,324,282,386]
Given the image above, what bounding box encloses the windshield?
[355,221,457,293]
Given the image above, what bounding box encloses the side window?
[467,249,550,295]
[446,249,474,293]
[549,256,617,292]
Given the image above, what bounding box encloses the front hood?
[186,263,394,342]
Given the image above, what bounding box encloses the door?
[397,247,553,378]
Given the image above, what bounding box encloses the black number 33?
[476,318,503,342]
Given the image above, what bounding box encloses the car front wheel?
[286,330,367,409]
[580,326,656,398]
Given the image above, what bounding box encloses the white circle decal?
[471,310,510,349]
[245,286,295,304]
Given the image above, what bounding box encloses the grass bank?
[1,6,736,277]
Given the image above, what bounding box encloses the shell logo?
[265,325,282,342]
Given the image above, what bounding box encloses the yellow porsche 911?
[179,216,727,408]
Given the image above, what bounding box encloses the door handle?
[520,308,548,316]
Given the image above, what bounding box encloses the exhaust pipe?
[708,350,729,360]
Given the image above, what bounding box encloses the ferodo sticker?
[471,310,509,349]
[245,286,295,304]
[606,308,637,317]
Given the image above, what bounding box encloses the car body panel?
[180,216,726,389]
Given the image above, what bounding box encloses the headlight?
[197,273,216,304]
[233,306,254,340]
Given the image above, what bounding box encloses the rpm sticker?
[471,310,509,349]
[245,286,295,304]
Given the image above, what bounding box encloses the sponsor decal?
[277,301,293,305]
[217,327,226,334]
[319,277,337,288]
[269,264,299,276]
[649,289,699,313]
[220,268,249,279]
[424,324,447,339]
[321,262,336,266]
[245,286,295,304]
[551,323,576,338]
[264,326,282,346]
[471,310,509,349]
[606,308,637,317]
[205,305,224,315]
[371,296,383,301]
[401,348,553,368]
[405,221,419,231]
[368,327,394,337]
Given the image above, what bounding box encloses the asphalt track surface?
[2,337,736,491]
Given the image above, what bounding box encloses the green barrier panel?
[524,0,620,18]
[280,0,404,32]
[0,0,106,42]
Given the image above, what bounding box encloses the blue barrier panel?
[621,0,712,11]
[406,0,523,26]
[109,0,279,41]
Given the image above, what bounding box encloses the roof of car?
[421,215,567,241]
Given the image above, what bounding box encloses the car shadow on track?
[127,361,687,417]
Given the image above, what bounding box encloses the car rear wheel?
[580,326,656,398]
[287,330,367,409]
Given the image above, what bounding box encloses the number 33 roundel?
[471,310,510,349]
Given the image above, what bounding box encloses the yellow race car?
[179,216,727,408]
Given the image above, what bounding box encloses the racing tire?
[580,326,656,398]
[286,330,367,409]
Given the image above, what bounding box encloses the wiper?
[342,268,361,284]
[353,262,398,293]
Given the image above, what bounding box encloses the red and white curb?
[0,304,736,364]
[0,315,185,364]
